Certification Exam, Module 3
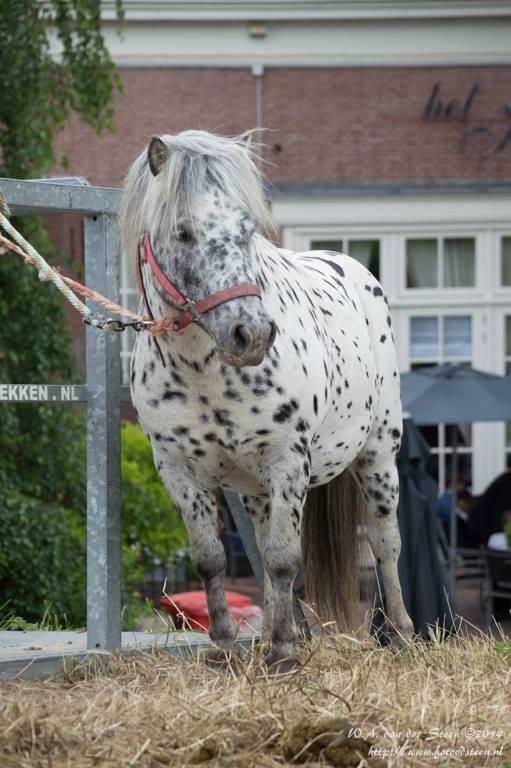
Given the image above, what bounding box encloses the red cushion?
[160,590,257,631]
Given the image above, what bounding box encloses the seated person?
[468,458,511,545]
[438,488,479,549]
[456,490,480,549]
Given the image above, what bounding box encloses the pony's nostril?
[267,321,277,350]
[232,323,252,353]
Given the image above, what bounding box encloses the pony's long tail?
[302,471,366,630]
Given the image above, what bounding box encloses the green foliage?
[0,0,123,179]
[120,421,188,617]
[0,218,86,507]
[0,602,76,631]
[0,490,86,626]
[0,1,123,626]
[0,422,189,629]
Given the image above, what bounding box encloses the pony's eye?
[176,227,192,243]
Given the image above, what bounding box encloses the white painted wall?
[97,18,511,68]
[49,2,511,68]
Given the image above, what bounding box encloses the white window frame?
[396,306,497,492]
[307,233,382,279]
[399,230,482,298]
[495,231,511,293]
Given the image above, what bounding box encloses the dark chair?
[455,546,486,583]
[482,548,511,630]
[437,519,485,584]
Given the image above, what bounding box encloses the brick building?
[50,0,511,493]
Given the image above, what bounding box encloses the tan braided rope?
[0,210,96,321]
[0,202,173,335]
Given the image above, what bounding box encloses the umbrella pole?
[448,428,459,606]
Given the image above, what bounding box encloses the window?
[406,236,475,289]
[420,424,473,490]
[501,237,511,286]
[410,315,472,366]
[410,314,473,489]
[310,238,380,279]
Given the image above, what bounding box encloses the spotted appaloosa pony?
[119,130,413,668]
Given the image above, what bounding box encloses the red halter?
[136,234,262,365]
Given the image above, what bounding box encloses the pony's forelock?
[118,130,273,258]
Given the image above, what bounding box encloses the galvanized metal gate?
[0,177,306,653]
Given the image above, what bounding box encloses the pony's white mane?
[118,130,273,258]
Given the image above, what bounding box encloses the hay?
[0,631,510,767]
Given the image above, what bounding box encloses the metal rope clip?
[181,297,202,322]
[84,315,153,332]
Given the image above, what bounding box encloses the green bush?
[121,420,188,569]
[0,419,189,629]
[121,421,187,627]
[119,421,189,625]
[0,490,86,626]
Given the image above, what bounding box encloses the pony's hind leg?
[353,448,414,646]
[156,461,235,650]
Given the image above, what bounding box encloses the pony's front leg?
[242,495,273,641]
[157,465,235,649]
[264,459,308,670]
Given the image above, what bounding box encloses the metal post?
[85,214,121,651]
[448,428,459,607]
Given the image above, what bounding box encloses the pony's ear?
[148,136,170,176]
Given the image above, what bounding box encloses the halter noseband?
[136,234,262,365]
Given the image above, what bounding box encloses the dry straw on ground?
[0,629,510,767]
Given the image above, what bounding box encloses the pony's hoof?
[202,647,240,671]
[389,627,414,649]
[264,652,301,674]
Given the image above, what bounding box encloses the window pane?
[445,453,472,490]
[348,240,380,279]
[443,238,475,287]
[506,316,511,357]
[506,423,511,448]
[406,239,437,288]
[443,316,472,358]
[419,425,439,448]
[310,240,343,253]
[445,424,472,447]
[502,237,511,286]
[410,317,439,359]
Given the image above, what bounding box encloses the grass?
[0,602,77,632]
[0,624,510,767]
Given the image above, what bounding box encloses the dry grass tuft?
[0,630,510,767]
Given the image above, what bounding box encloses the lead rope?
[0,190,171,335]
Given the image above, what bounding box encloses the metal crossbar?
[0,177,283,653]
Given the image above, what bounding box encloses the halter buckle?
[180,297,202,322]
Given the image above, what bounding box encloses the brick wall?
[55,65,511,186]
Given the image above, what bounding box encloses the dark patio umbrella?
[400,364,511,426]
[372,416,454,640]
[400,363,511,599]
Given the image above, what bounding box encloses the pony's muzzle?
[224,318,276,367]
